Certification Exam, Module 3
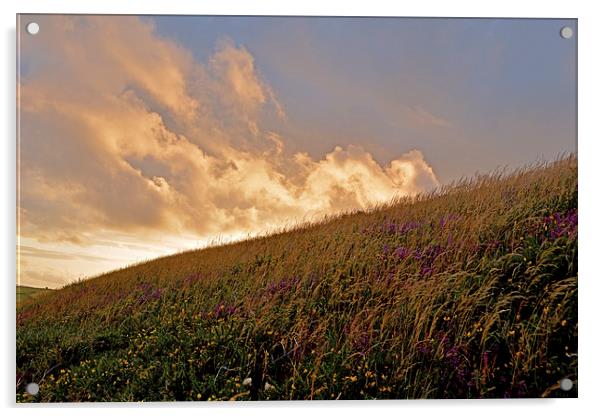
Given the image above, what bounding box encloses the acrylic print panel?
[16,15,577,402]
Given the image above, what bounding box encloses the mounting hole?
[26,22,40,35]
[25,382,39,395]
[559,378,573,391]
[560,26,573,39]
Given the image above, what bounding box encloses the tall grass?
[16,156,577,401]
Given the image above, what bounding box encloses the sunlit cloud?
[18,15,439,288]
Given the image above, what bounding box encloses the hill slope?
[17,157,577,401]
[16,285,52,304]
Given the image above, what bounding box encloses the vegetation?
[16,285,52,304]
[16,157,577,401]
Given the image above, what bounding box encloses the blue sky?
[154,16,576,183]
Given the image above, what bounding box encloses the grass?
[16,156,577,401]
[16,285,52,305]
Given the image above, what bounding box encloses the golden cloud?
[18,16,440,285]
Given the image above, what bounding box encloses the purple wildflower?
[98,288,128,307]
[394,247,412,259]
[212,301,238,319]
[183,273,203,286]
[439,214,462,228]
[137,282,164,303]
[265,276,300,296]
[417,342,432,355]
[381,220,422,236]
[538,209,577,241]
[420,265,434,277]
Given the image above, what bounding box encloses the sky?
[17,15,576,288]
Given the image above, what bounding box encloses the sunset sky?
[17,15,576,288]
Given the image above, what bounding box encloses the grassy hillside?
[16,157,577,402]
[16,285,52,304]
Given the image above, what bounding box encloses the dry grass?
[17,156,577,401]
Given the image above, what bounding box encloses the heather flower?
[393,247,411,259]
[137,282,163,303]
[381,220,421,235]
[265,276,300,296]
[183,273,203,286]
[416,341,432,355]
[148,288,163,301]
[385,222,397,234]
[213,301,238,319]
[439,214,462,228]
[420,265,434,277]
[536,209,577,241]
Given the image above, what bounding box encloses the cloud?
[209,39,268,115]
[293,146,438,214]
[19,16,440,282]
[18,245,111,262]
[406,105,452,128]
[18,268,69,289]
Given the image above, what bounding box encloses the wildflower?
[264,382,274,391]
[417,342,431,355]
[420,265,434,277]
[242,377,252,387]
[382,220,421,235]
[183,273,203,286]
[265,276,300,296]
[196,393,202,399]
[439,214,461,228]
[394,247,411,259]
[541,209,577,240]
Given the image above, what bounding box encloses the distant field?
[16,285,52,304]
[17,157,577,401]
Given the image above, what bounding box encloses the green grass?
[16,285,52,305]
[16,156,577,401]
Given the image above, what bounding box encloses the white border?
[2,1,601,416]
